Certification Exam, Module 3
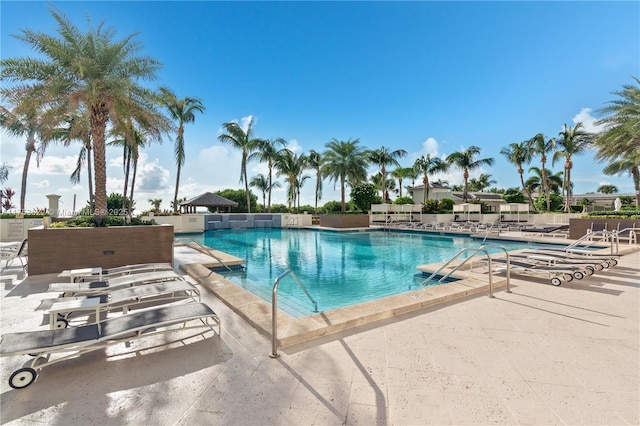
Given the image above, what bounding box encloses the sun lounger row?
[1,262,220,389]
[480,247,619,286]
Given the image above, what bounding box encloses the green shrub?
[393,196,414,205]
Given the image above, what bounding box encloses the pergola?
[453,203,482,222]
[499,203,529,223]
[179,192,238,213]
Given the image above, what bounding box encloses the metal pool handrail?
[176,239,233,272]
[270,269,318,358]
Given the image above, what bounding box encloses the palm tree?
[276,150,308,209]
[250,174,270,209]
[446,146,495,202]
[500,141,534,209]
[368,146,407,203]
[601,152,640,207]
[0,101,66,212]
[595,77,640,161]
[371,172,397,199]
[553,123,594,212]
[307,150,324,212]
[249,138,286,212]
[391,167,414,198]
[597,184,618,194]
[148,198,162,213]
[159,87,205,213]
[323,138,369,212]
[526,167,564,195]
[469,173,496,192]
[1,7,163,218]
[528,133,556,212]
[413,154,449,205]
[66,113,95,210]
[218,117,263,213]
[0,163,9,184]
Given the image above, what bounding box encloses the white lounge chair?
[1,239,28,269]
[38,280,201,329]
[0,302,220,389]
[58,262,174,282]
[586,222,609,242]
[484,256,589,286]
[48,270,185,297]
[615,222,638,245]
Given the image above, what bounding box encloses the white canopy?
[453,203,481,221]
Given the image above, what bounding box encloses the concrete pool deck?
[0,242,638,424]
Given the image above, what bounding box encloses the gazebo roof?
[179,192,238,207]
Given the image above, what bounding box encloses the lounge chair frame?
[48,270,185,297]
[58,262,174,282]
[1,303,220,389]
[39,281,201,329]
[1,239,28,269]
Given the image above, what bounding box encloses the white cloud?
[572,108,605,134]
[421,137,439,156]
[135,159,171,193]
[32,179,50,188]
[240,115,255,133]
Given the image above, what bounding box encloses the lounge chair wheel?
[564,274,574,282]
[54,318,69,329]
[9,367,37,389]
[610,259,618,266]
[594,263,604,271]
[585,266,595,276]
[573,271,584,280]
[551,277,562,286]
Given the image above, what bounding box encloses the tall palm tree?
[595,76,640,161]
[553,123,593,212]
[0,101,66,212]
[413,154,448,205]
[528,133,556,212]
[391,167,413,198]
[218,117,263,213]
[307,150,324,212]
[595,77,640,206]
[250,174,270,209]
[1,7,163,218]
[276,150,308,209]
[368,146,407,203]
[159,87,205,213]
[249,138,286,212]
[601,152,640,207]
[323,138,369,212]
[446,146,495,202]
[500,141,534,209]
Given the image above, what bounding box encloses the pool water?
[191,229,561,317]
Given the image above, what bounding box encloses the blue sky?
[1,1,638,213]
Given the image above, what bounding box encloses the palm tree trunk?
[20,134,36,212]
[267,163,272,213]
[398,177,403,198]
[86,145,94,212]
[541,157,550,212]
[244,168,251,213]
[423,175,428,205]
[340,175,346,212]
[174,162,181,213]
[90,107,109,218]
[519,169,534,211]
[129,154,138,214]
[122,147,131,215]
[632,166,640,207]
[463,169,469,202]
[565,164,572,212]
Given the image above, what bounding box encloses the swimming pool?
[189,228,562,318]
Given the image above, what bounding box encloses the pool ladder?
[420,244,512,298]
[270,269,318,358]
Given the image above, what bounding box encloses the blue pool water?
[189,228,563,318]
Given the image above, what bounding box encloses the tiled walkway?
[1,248,638,425]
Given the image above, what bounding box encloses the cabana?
[179,192,238,213]
[499,203,530,224]
[453,203,481,222]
